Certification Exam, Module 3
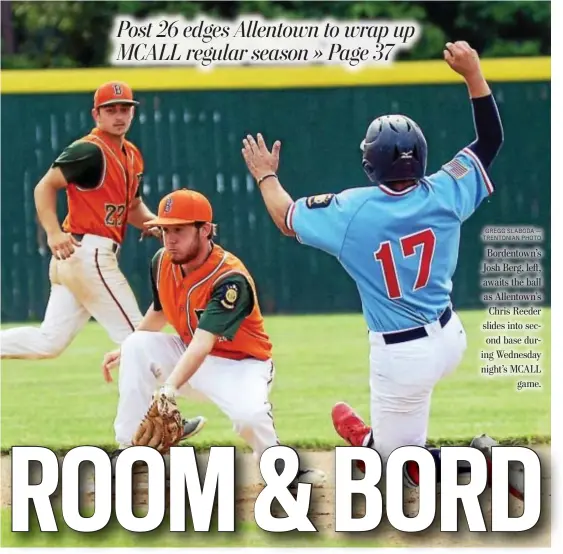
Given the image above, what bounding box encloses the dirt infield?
[2,447,551,547]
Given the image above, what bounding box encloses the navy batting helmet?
[360,115,427,184]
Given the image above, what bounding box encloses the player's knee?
[120,331,151,359]
[36,332,71,358]
[118,332,159,384]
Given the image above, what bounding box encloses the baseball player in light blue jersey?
[242,41,524,500]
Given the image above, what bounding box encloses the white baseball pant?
[365,310,467,462]
[1,234,142,359]
[114,330,279,457]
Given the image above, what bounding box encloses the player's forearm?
[34,178,63,235]
[468,94,504,168]
[258,177,295,236]
[136,304,168,332]
[464,71,491,99]
[165,329,217,390]
[127,200,157,229]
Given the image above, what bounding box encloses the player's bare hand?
[102,349,121,383]
[140,226,162,242]
[443,41,482,79]
[47,230,81,260]
[241,133,281,182]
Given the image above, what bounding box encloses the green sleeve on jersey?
[150,248,165,311]
[52,141,103,189]
[197,273,254,340]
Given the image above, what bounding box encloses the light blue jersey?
[286,148,494,332]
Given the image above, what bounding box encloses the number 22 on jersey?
[374,228,436,299]
[105,203,126,227]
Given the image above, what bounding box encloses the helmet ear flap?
[362,159,377,183]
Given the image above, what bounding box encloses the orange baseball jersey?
[59,127,143,244]
[155,244,273,361]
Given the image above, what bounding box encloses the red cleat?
[332,402,372,473]
[332,402,371,446]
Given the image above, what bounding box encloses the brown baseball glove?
[132,390,184,454]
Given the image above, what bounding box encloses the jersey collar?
[379,182,420,196]
[179,243,226,284]
[90,127,128,156]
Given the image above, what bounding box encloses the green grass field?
[1,309,551,452]
[1,311,551,451]
[0,310,551,547]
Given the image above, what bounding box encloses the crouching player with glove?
[102,189,325,485]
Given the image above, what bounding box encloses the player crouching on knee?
[102,189,325,487]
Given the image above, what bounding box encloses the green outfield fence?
[1,60,551,321]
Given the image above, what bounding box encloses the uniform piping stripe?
[212,269,245,288]
[156,251,164,285]
[155,250,165,298]
[285,203,296,232]
[172,264,179,286]
[91,135,128,183]
[266,361,279,443]
[186,252,228,336]
[267,361,275,387]
[94,248,135,332]
[462,147,494,195]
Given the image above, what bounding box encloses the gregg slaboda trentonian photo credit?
[0,0,557,552]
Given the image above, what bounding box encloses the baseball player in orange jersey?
[102,189,326,484]
[1,81,157,359]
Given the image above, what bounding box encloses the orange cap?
[94,81,139,109]
[145,189,213,227]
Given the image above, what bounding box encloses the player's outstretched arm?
[444,41,504,169]
[241,133,296,236]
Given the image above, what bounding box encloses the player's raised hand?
[241,133,281,182]
[47,229,81,260]
[443,41,482,79]
[102,349,121,383]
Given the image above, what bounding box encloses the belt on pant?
[72,233,120,254]
[382,307,453,345]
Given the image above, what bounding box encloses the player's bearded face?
[162,225,204,264]
[94,105,134,136]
